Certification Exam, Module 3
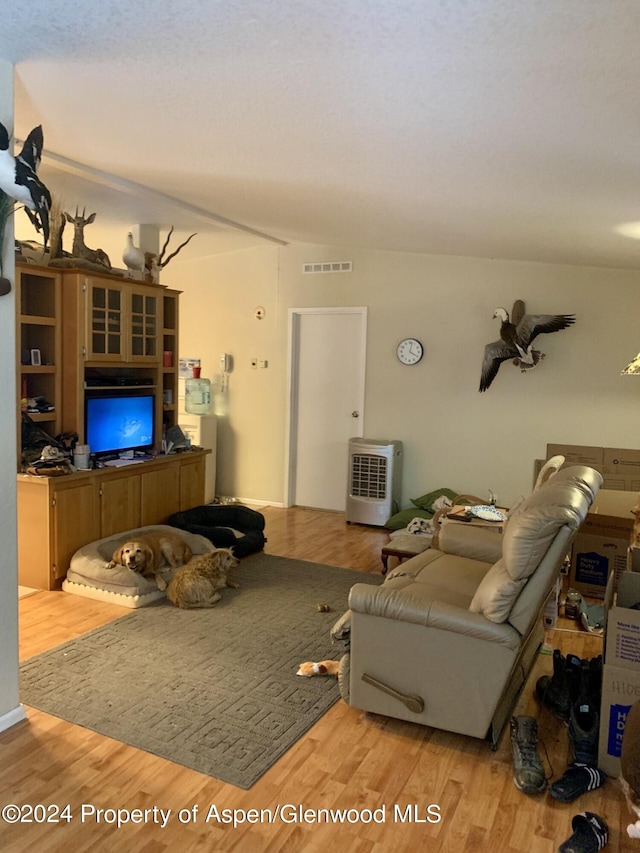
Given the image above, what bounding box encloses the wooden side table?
[381,535,431,574]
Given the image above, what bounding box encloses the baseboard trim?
[0,704,26,733]
[225,498,284,508]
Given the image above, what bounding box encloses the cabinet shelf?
[21,365,56,374]
[26,412,57,422]
[20,314,56,326]
[84,383,156,391]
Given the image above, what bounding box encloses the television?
[85,392,155,457]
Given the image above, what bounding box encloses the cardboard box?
[604,448,640,477]
[598,663,640,777]
[604,572,640,672]
[541,443,640,490]
[602,475,640,491]
[568,490,636,598]
[546,443,604,469]
[570,533,628,598]
[598,572,640,776]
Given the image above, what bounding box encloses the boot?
[510,715,546,794]
[568,702,600,767]
[568,658,601,767]
[535,650,581,720]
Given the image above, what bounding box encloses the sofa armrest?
[437,520,503,564]
[348,582,520,651]
[330,609,352,644]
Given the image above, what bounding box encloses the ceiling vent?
[303,261,353,274]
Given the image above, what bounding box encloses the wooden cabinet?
[17,451,210,590]
[16,265,62,465]
[82,276,161,364]
[140,464,180,525]
[54,266,180,447]
[15,263,195,591]
[161,289,180,433]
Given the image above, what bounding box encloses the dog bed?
[167,504,266,558]
[62,524,214,608]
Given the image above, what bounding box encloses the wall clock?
[396,338,424,365]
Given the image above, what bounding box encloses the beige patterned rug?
[20,553,377,788]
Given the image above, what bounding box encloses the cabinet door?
[129,285,160,363]
[86,279,126,361]
[52,480,100,582]
[140,466,180,525]
[100,473,142,537]
[179,455,206,510]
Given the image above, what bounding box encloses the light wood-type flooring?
[1,506,635,851]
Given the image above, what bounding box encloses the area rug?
[20,553,378,789]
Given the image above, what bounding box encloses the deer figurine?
[64,208,112,269]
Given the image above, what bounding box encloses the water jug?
[185,367,211,414]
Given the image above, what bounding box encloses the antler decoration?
[158,226,197,269]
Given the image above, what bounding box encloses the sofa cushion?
[502,508,567,581]
[468,558,528,623]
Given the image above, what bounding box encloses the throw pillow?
[468,558,527,623]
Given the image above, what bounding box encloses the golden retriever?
[166,548,239,608]
[106,532,193,590]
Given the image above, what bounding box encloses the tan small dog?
[107,532,193,590]
[166,548,239,609]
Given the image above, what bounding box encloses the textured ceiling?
[3,0,640,266]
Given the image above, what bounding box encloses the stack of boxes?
[598,571,640,776]
[535,444,639,599]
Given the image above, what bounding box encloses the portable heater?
[346,438,402,526]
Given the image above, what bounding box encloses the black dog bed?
[168,504,266,558]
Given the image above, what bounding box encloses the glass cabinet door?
[87,282,125,360]
[129,287,159,361]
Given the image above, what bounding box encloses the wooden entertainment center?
[16,262,208,590]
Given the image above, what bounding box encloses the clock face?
[397,338,424,365]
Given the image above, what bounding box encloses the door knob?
[352,411,359,418]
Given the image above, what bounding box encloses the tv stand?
[17,450,210,590]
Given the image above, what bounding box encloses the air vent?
[302,261,353,274]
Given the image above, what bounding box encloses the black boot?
[568,657,601,767]
[536,650,581,720]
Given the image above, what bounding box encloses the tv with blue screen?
[85,393,155,457]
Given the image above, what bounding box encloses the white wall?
[0,61,24,731]
[173,241,640,510]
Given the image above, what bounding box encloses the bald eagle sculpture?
[479,300,575,392]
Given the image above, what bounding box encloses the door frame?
[284,306,367,508]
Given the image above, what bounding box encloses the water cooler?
[178,377,217,503]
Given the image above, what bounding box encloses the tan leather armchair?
[332,465,602,747]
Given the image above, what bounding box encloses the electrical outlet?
[250,358,258,368]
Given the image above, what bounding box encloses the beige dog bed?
[62,524,214,608]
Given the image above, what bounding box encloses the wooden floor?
[1,506,634,852]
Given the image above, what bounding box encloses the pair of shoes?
[549,763,606,802]
[558,812,608,851]
[510,715,546,794]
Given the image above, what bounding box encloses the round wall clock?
[396,338,424,365]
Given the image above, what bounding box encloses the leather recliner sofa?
[332,465,602,747]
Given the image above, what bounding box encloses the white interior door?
[286,308,367,511]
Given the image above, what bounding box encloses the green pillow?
[384,508,433,531]
[410,487,459,511]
